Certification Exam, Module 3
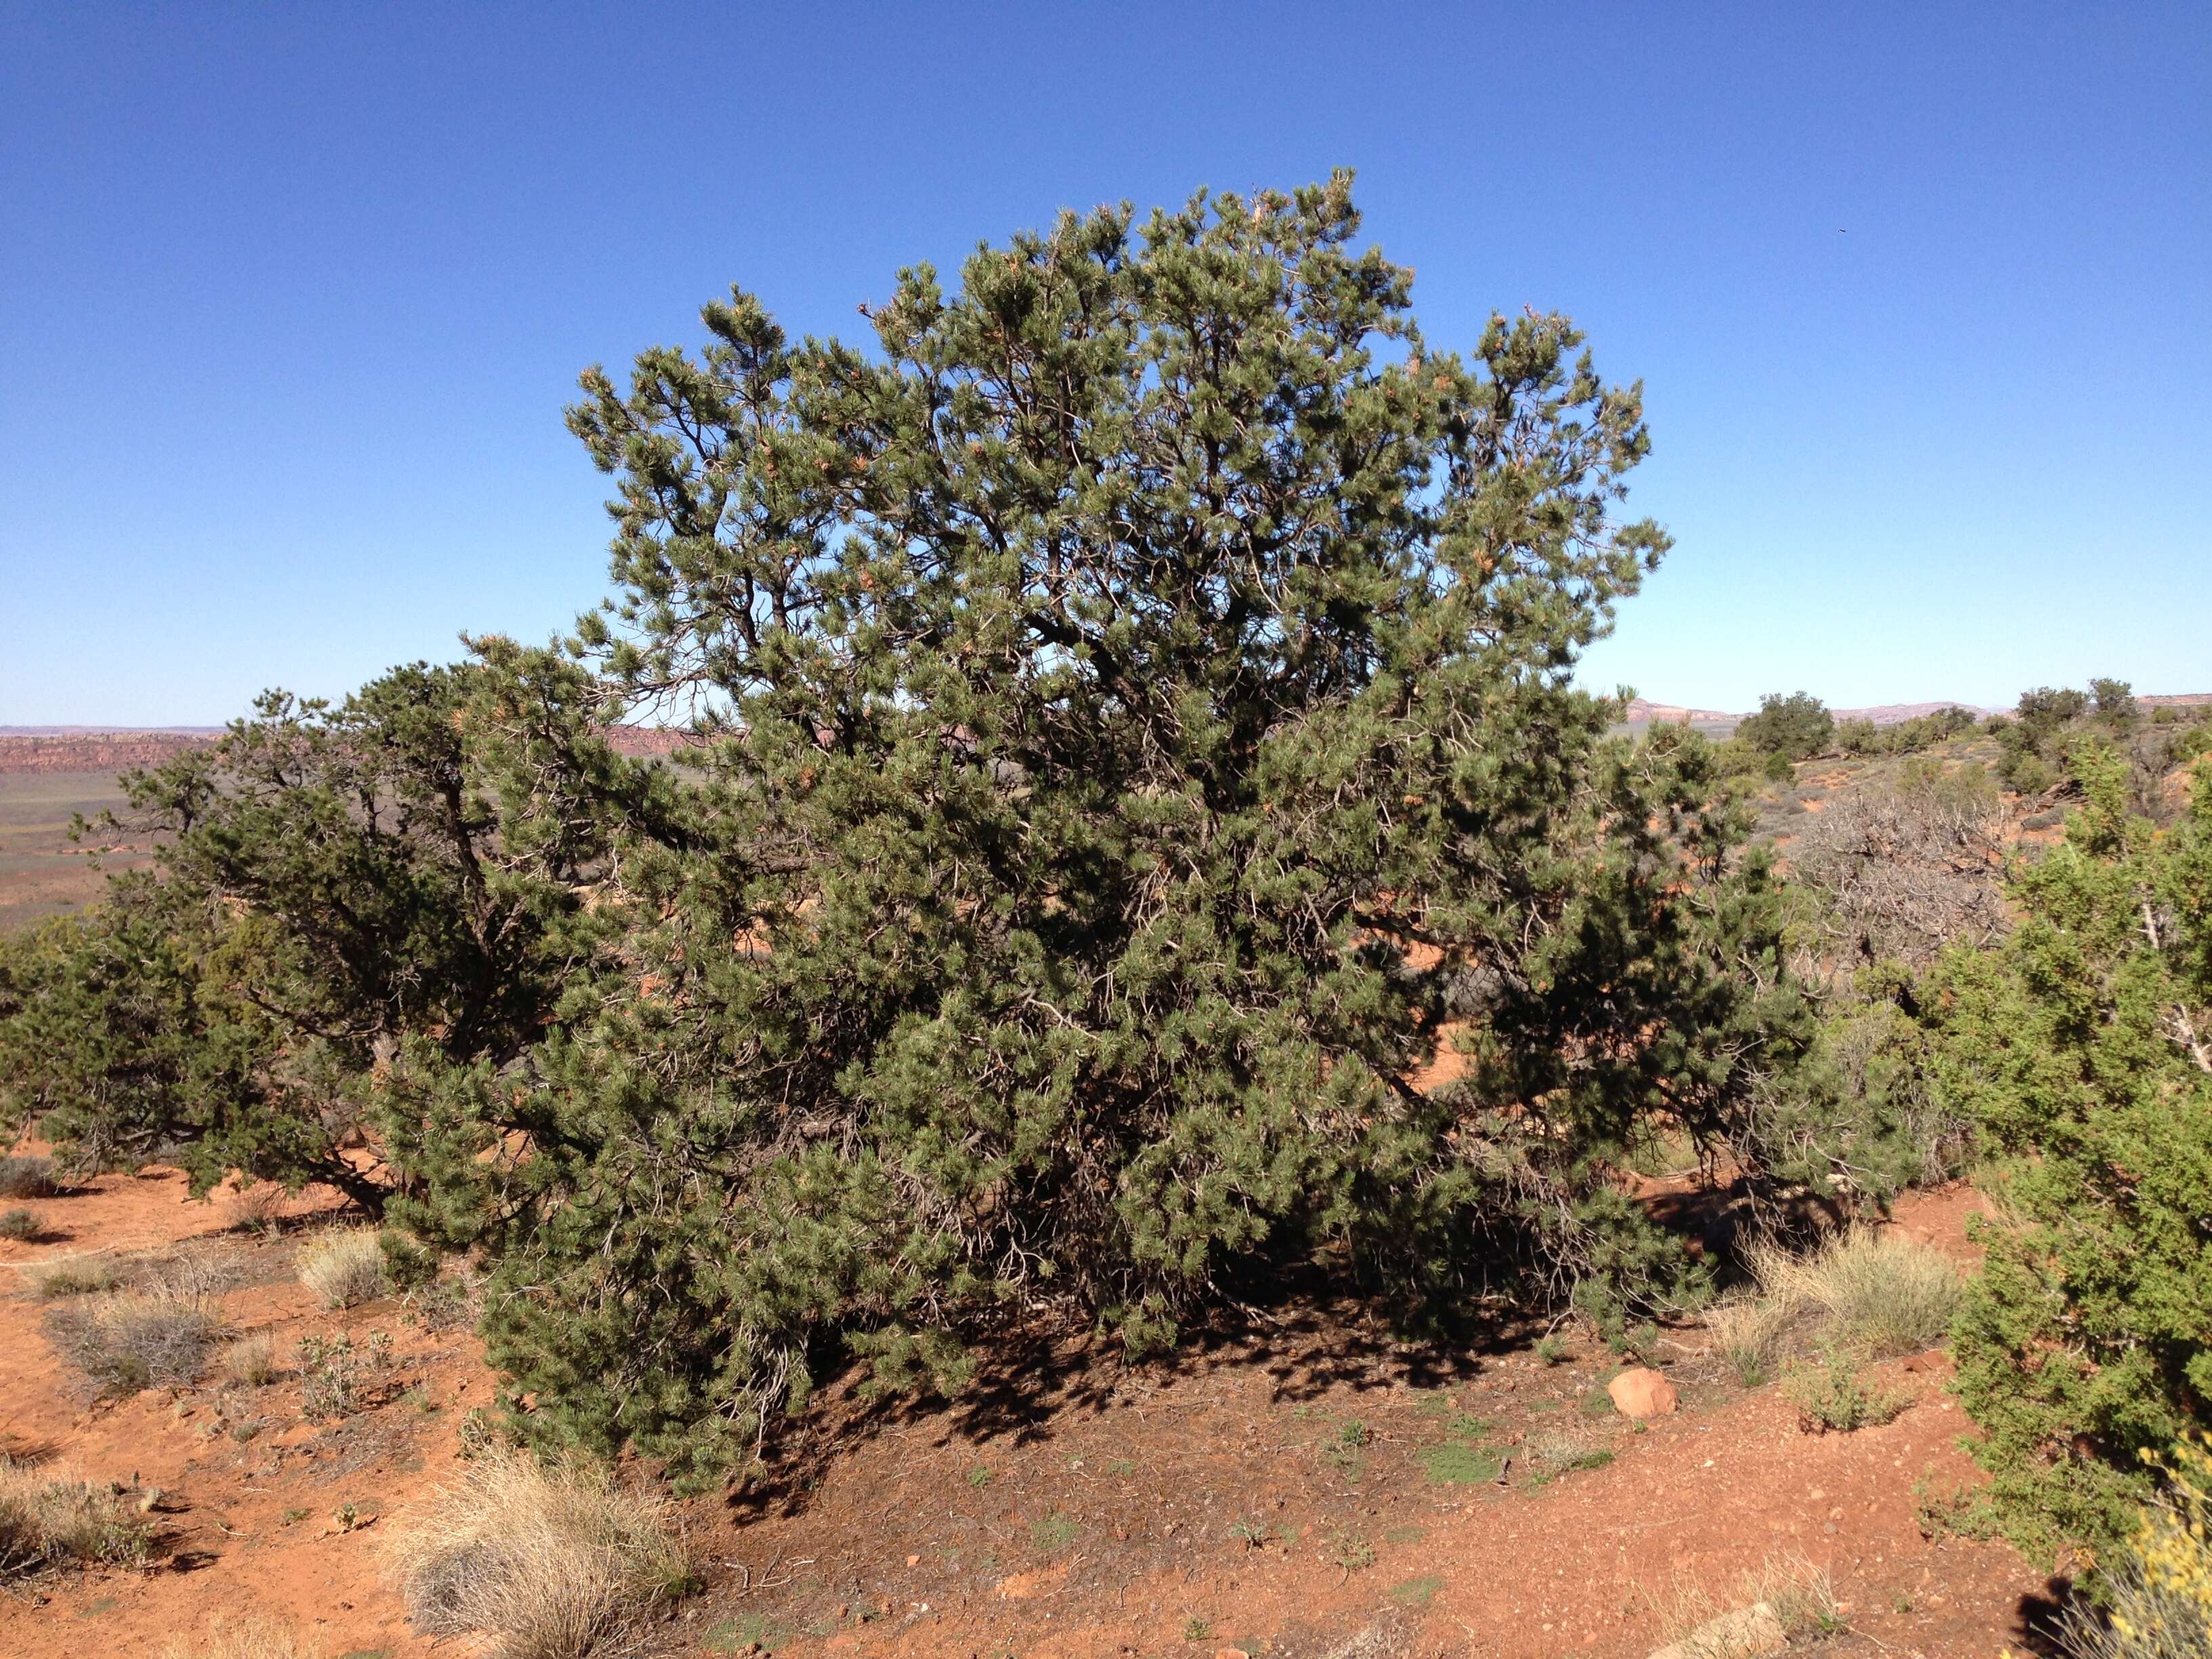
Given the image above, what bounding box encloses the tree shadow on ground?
[725,1263,1534,1524]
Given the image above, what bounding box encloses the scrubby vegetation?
[0,1154,63,1198]
[157,1618,326,1659]
[0,176,1831,1487]
[1940,749,2212,1562]
[33,1258,119,1298]
[44,1290,224,1398]
[2057,1437,2212,1659]
[0,1457,151,1577]
[0,171,2203,1619]
[1709,1228,1961,1386]
[221,1332,281,1389]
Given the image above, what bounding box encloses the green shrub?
[1939,751,2212,1562]
[1416,1441,1502,1484]
[1739,692,1835,762]
[1785,1347,1908,1433]
[0,662,591,1214]
[0,1208,37,1240]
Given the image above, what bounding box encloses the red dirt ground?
[1,1170,2057,1659]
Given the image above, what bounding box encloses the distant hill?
[0,731,215,775]
[1619,693,2211,737]
[0,724,696,775]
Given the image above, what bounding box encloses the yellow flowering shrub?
[2060,1436,2212,1658]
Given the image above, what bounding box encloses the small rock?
[1647,1599,1786,1659]
[906,1553,921,1567]
[1214,1649,1252,1659]
[1608,1366,1679,1420]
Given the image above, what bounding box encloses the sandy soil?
[0,1168,2053,1659]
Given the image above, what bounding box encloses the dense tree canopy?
[365,176,1809,1481]
[4,176,1821,1489]
[0,665,596,1210]
[1736,691,1835,762]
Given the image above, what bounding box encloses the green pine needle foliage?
[1939,745,2212,1563]
[3,176,1818,1492]
[378,176,1810,1485]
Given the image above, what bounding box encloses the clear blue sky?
[2,3,2205,726]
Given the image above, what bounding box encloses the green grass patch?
[1416,1441,1502,1485]
[703,1614,787,1654]
[1527,1447,1615,1487]
[1390,1573,1446,1609]
[1029,1510,1080,1551]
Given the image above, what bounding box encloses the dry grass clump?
[1778,1227,1961,1355]
[146,1246,241,1304]
[0,1457,152,1577]
[0,1207,38,1240]
[222,1332,281,1389]
[1707,1290,1803,1386]
[1650,1551,1844,1655]
[297,1228,386,1309]
[33,1258,119,1298]
[157,1614,324,1659]
[388,1450,693,1659]
[44,1292,223,1397]
[0,1155,63,1199]
[224,1181,289,1235]
[1710,1227,1961,1382]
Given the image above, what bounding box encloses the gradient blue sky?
[2,3,2205,726]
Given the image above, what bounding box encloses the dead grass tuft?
[1650,1551,1844,1655]
[222,1332,281,1389]
[387,1449,693,1659]
[224,1181,289,1234]
[31,1258,120,1298]
[0,1457,152,1577]
[157,1614,324,1659]
[1774,1227,1961,1356]
[297,1228,386,1309]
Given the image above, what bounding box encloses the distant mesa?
[0,724,694,775]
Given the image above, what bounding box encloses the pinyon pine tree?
[385,175,1809,1483]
